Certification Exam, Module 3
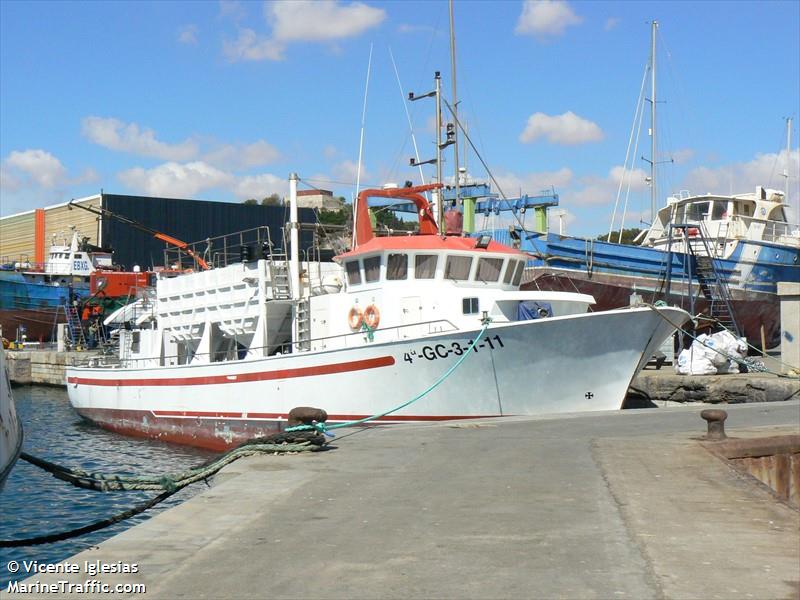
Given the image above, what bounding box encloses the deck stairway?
[665,224,742,337]
[63,303,86,349]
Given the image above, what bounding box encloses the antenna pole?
[435,72,444,235]
[449,0,460,209]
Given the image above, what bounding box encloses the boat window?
[364,255,381,283]
[387,253,408,280]
[476,257,503,282]
[502,259,516,284]
[415,254,438,279]
[674,205,685,224]
[733,201,755,217]
[462,297,479,314]
[711,201,728,220]
[686,201,709,222]
[444,255,473,281]
[345,261,361,285]
[512,260,526,286]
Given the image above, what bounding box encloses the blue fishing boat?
[0,229,114,342]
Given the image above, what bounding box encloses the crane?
[68,200,211,271]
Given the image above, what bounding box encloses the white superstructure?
[67,180,690,450]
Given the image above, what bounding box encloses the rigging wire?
[608,59,650,241]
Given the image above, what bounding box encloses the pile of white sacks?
[675,330,748,375]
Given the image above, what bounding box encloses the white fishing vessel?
[66,177,690,450]
[0,350,22,489]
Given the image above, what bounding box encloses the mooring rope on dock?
[0,431,324,548]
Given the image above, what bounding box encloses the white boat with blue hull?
[1,351,22,489]
[517,187,799,348]
[67,178,690,451]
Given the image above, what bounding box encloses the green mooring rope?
[286,320,492,435]
[0,432,324,548]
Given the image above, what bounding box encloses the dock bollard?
[700,409,728,440]
[287,406,328,427]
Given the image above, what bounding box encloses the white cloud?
[519,111,604,145]
[604,17,620,31]
[681,149,799,197]
[219,0,246,20]
[323,145,338,160]
[224,28,285,61]
[0,166,21,193]
[82,116,198,161]
[117,160,289,201]
[224,1,385,62]
[494,167,574,197]
[5,149,68,188]
[178,24,199,45]
[118,162,234,198]
[570,166,648,207]
[671,148,695,165]
[234,173,287,199]
[268,0,385,42]
[332,159,370,184]
[515,0,582,39]
[204,140,280,169]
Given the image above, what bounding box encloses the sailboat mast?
[449,0,460,208]
[649,20,658,222]
[784,117,792,201]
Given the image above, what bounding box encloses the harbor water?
[1,385,214,587]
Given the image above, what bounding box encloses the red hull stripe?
[67,356,395,387]
[149,410,496,421]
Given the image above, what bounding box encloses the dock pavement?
[6,401,800,599]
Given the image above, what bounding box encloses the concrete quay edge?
[9,401,800,600]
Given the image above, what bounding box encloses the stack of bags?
[675,330,748,375]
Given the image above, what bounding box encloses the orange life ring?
[348,306,363,330]
[364,304,380,329]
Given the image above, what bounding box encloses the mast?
[449,0,460,210]
[649,20,658,222]
[289,173,300,302]
[784,117,793,201]
[435,72,444,234]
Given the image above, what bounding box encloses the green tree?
[261,193,282,206]
[242,198,258,205]
[596,228,643,245]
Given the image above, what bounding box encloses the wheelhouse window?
[476,257,503,282]
[364,256,381,283]
[512,260,525,286]
[415,254,438,279]
[686,201,710,222]
[387,253,408,280]
[445,255,473,281]
[462,297,479,314]
[711,201,727,220]
[345,261,361,285]
[502,259,516,284]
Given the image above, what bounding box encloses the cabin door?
[400,296,422,336]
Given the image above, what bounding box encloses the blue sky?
[1,0,798,237]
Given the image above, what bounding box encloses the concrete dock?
[12,401,800,599]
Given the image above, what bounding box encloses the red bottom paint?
[74,407,497,451]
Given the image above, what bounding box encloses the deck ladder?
[664,224,742,337]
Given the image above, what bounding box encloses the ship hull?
[67,306,688,450]
[0,271,87,341]
[1,351,22,489]
[527,267,781,347]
